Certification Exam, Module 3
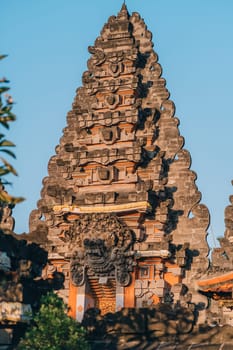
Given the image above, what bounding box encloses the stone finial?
[117,2,129,19]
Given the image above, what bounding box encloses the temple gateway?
[1,3,233,348]
[29,3,210,322]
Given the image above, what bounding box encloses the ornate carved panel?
[59,213,136,287]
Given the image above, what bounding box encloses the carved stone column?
[76,283,87,322]
[116,284,124,311]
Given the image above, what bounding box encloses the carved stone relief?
[135,278,166,307]
[97,166,116,183]
[105,93,121,109]
[100,126,120,144]
[59,213,136,287]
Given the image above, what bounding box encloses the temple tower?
[198,180,233,326]
[29,4,209,321]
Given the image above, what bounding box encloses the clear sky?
[1,0,233,250]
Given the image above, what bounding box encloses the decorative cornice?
[53,201,151,214]
[198,271,233,289]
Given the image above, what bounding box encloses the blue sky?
[1,0,233,250]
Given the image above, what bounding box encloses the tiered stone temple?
[29,4,210,321]
[198,180,233,326]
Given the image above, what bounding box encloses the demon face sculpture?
[60,213,136,287]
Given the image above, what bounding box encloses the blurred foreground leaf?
[0,54,24,204]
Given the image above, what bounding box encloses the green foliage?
[0,55,24,204]
[17,292,90,350]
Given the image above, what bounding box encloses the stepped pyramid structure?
[29,4,210,321]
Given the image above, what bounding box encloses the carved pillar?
[75,281,95,321]
[116,284,124,312]
[76,284,86,322]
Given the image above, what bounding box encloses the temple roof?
[198,271,233,293]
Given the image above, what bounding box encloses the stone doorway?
[88,278,116,315]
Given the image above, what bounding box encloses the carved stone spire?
[224,180,233,243]
[29,6,210,309]
[118,3,129,19]
[211,180,233,271]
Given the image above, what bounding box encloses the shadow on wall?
[82,304,195,349]
[82,306,233,349]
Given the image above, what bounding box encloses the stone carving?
[0,184,15,232]
[60,213,135,286]
[196,191,232,281]
[224,183,233,243]
[108,62,123,77]
[0,206,15,231]
[88,46,106,67]
[97,167,111,181]
[135,279,166,306]
[105,93,120,109]
[208,181,233,272]
[28,3,210,322]
[100,126,120,144]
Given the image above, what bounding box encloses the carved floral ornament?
[58,213,136,287]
